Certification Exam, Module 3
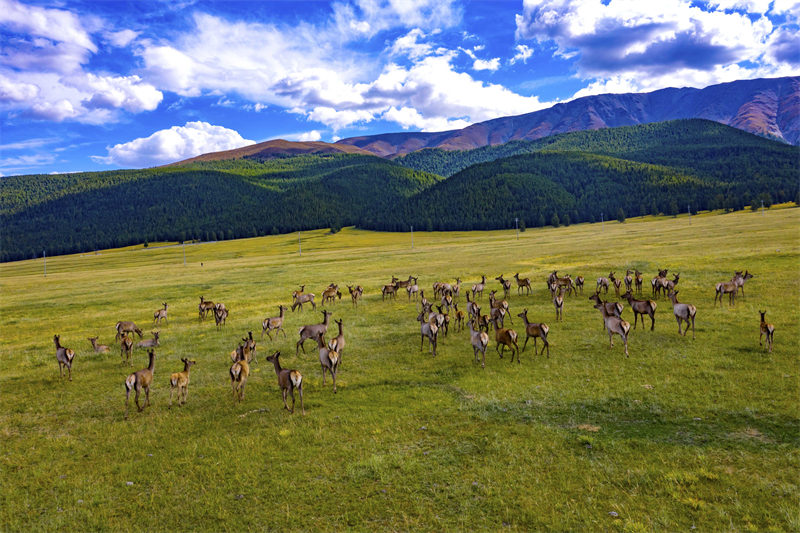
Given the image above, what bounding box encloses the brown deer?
[488,290,511,323]
[440,292,454,312]
[291,292,317,311]
[243,331,257,364]
[120,333,133,366]
[513,272,532,296]
[347,285,364,307]
[622,290,657,331]
[468,319,490,368]
[634,269,643,295]
[330,318,346,361]
[495,275,512,299]
[714,278,738,307]
[659,273,680,296]
[759,310,774,353]
[169,358,196,408]
[53,334,76,381]
[624,270,633,294]
[593,302,631,357]
[553,286,565,321]
[596,272,612,294]
[115,321,143,342]
[491,316,519,363]
[136,331,159,349]
[472,275,487,300]
[574,275,585,294]
[153,302,168,325]
[667,290,697,339]
[651,268,668,298]
[407,279,420,301]
[266,351,305,414]
[296,310,332,355]
[125,349,155,417]
[381,283,398,301]
[453,302,466,332]
[214,306,228,328]
[261,305,288,340]
[322,285,341,305]
[516,309,550,357]
[435,305,451,337]
[416,310,438,357]
[316,333,340,393]
[609,272,622,297]
[589,292,623,330]
[198,296,215,320]
[465,291,479,319]
[229,346,250,403]
[735,270,754,297]
[87,336,110,354]
[392,275,414,290]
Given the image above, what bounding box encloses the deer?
[153,302,168,326]
[292,285,306,301]
[634,270,643,295]
[759,310,775,353]
[53,334,75,381]
[609,272,622,297]
[440,292,454,311]
[243,331,257,364]
[553,286,565,321]
[488,290,511,323]
[316,333,340,393]
[624,270,634,294]
[322,285,341,305]
[381,283,397,301]
[266,351,305,414]
[735,270,754,298]
[574,275,585,294]
[87,336,110,354]
[714,278,738,307]
[442,278,462,298]
[407,280,420,301]
[229,343,252,364]
[550,272,574,295]
[453,302,466,332]
[214,306,228,328]
[120,333,133,366]
[347,285,364,307]
[330,318,346,360]
[516,309,550,357]
[261,305,288,340]
[291,292,317,312]
[198,296,215,320]
[435,305,451,337]
[596,272,612,294]
[622,290,657,331]
[513,273,532,296]
[465,291,479,319]
[125,349,155,418]
[169,358,196,408]
[392,275,414,290]
[659,273,680,296]
[136,331,159,349]
[416,310,438,357]
[495,275,512,299]
[475,306,492,333]
[115,321,143,342]
[472,275,487,300]
[589,292,623,330]
[229,345,250,403]
[296,310,332,355]
[468,319,490,368]
[491,315,519,363]
[593,302,631,357]
[667,290,696,339]
[651,269,668,298]
[418,290,430,313]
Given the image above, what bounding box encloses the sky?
[1,0,798,176]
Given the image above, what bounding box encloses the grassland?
[1,207,798,531]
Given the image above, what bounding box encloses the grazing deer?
[468,319,489,368]
[87,336,110,354]
[593,302,631,357]
[439,278,462,298]
[198,296,215,320]
[759,310,775,353]
[381,283,397,301]
[115,321,143,342]
[574,275,585,294]
[453,302,466,332]
[667,290,696,339]
[125,349,155,417]
[169,358,196,408]
[153,302,168,325]
[622,290,657,331]
[589,292,623,330]
[624,270,633,294]
[735,270,754,298]
[291,292,317,312]
[266,351,305,414]
[416,310,438,357]
[120,333,133,366]
[596,272,612,294]
[472,275,487,300]
[136,331,160,349]
[53,334,75,381]
[553,286,565,321]
[316,333,340,393]
[491,316,519,363]
[516,309,550,357]
[262,305,288,340]
[495,275,512,299]
[296,310,332,355]
[634,270,643,295]
[347,285,364,307]
[513,273,532,296]
[418,290,430,313]
[292,285,306,300]
[229,346,250,403]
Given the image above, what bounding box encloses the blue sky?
[1,0,798,175]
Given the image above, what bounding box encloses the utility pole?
[601,212,604,230]
[411,225,414,249]
[43,250,46,277]
[183,241,186,266]
[515,217,519,240]
[298,231,302,256]
[688,204,691,225]
[761,200,765,216]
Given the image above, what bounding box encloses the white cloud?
[509,44,534,65]
[390,28,434,60]
[472,57,500,71]
[105,29,139,47]
[28,99,77,121]
[0,74,39,101]
[283,130,323,142]
[92,121,255,167]
[75,73,163,112]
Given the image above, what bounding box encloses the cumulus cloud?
[92,121,255,167]
[509,44,533,65]
[390,28,434,59]
[105,29,139,47]
[0,74,39,102]
[472,57,500,71]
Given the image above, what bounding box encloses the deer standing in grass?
[622,290,657,331]
[472,275,487,300]
[660,273,680,296]
[417,310,438,357]
[491,315,519,363]
[115,321,143,342]
[125,349,155,417]
[381,283,398,301]
[136,331,159,349]
[453,302,466,332]
[553,286,565,321]
[330,318,346,362]
[624,270,634,294]
[589,292,623,330]
[735,270,754,298]
[407,280,420,301]
[291,292,316,312]
[266,351,305,414]
[593,302,631,357]
[316,333,340,393]
[609,272,622,297]
[516,309,550,357]
[347,285,363,307]
[495,275,512,299]
[667,290,696,339]
[88,336,110,354]
[634,270,643,295]
[488,290,511,323]
[153,302,168,326]
[651,269,668,298]
[574,275,585,294]
[120,333,133,365]
[468,319,489,368]
[54,334,75,381]
[513,273,532,296]
[322,285,341,305]
[198,297,215,320]
[759,310,775,353]
[297,310,332,355]
[596,272,612,294]
[229,346,250,403]
[262,305,288,340]
[714,278,738,307]
[169,358,196,408]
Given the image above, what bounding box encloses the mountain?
[336,76,800,157]
[165,139,373,166]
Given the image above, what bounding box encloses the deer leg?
[522,335,530,352]
[623,336,629,357]
[298,385,305,415]
[289,388,296,413]
[135,387,142,412]
[650,313,655,331]
[542,338,550,358]
[332,371,337,394]
[321,365,326,385]
[759,331,763,346]
[144,385,151,408]
[169,387,174,408]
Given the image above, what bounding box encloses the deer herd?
[52,265,771,419]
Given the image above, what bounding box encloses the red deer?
[609,272,622,297]
[589,292,623,330]
[651,268,668,298]
[153,302,168,325]
[381,283,398,301]
[392,275,414,290]
[624,270,633,294]
[115,321,143,342]
[347,285,364,306]
[316,333,340,393]
[622,290,657,331]
[125,349,155,417]
[714,278,738,307]
[292,292,317,311]
[120,333,133,366]
[87,336,110,354]
[322,284,342,305]
[759,310,775,353]
[265,351,304,414]
[468,319,489,368]
[407,279,420,301]
[735,270,754,297]
[214,306,228,329]
[667,290,696,339]
[330,318,346,361]
[596,272,612,294]
[53,334,75,381]
[229,346,250,403]
[296,310,332,355]
[262,305,288,340]
[416,310,438,357]
[513,273,532,296]
[516,309,550,357]
[574,275,585,294]
[169,358,196,408]
[453,302,466,332]
[465,291,479,319]
[491,316,519,363]
[198,296,215,320]
[553,286,565,321]
[634,269,643,295]
[435,305,451,337]
[440,292,454,311]
[593,302,631,357]
[136,331,159,349]
[495,275,512,299]
[472,275,487,300]
[659,273,680,296]
[488,290,511,323]
[243,331,256,364]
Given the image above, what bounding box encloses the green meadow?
[1,207,798,531]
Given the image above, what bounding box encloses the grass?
[1,207,798,531]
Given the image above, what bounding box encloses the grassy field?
[1,207,798,531]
